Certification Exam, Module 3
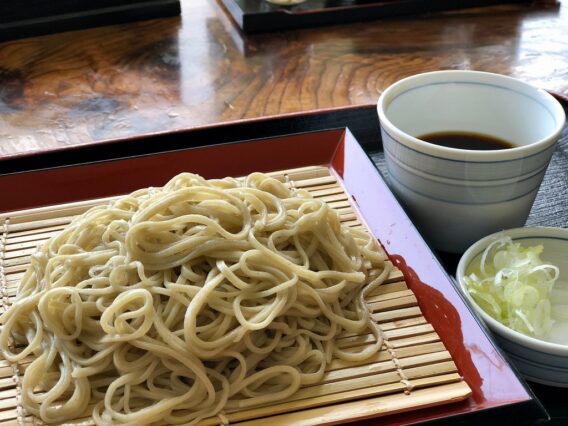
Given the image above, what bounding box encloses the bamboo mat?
[0,166,471,426]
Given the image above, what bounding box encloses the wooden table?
[0,0,566,159]
[0,2,567,423]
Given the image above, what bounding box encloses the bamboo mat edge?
[235,382,472,426]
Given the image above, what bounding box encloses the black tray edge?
[221,0,532,33]
[0,106,379,176]
[0,0,181,43]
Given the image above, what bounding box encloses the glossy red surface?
[337,130,531,424]
[0,130,342,212]
[0,129,533,423]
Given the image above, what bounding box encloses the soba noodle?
[0,172,389,425]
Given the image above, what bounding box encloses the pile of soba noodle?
[0,172,389,425]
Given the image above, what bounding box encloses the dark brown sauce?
[417,131,515,150]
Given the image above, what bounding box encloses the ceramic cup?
[377,70,566,253]
[456,227,568,387]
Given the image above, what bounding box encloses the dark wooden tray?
[220,0,532,33]
[0,0,180,42]
[0,123,548,426]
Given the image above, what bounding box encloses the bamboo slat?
[0,166,471,425]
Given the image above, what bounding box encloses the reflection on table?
[0,1,566,159]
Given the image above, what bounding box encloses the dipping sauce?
[418,131,515,150]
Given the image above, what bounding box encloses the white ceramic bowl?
[377,70,566,253]
[456,227,568,387]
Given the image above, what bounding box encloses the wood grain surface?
[0,0,567,158]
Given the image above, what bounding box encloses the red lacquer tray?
[0,128,545,425]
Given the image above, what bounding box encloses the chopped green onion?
[464,235,559,338]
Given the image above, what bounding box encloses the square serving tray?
[219,0,531,33]
[0,127,546,425]
[0,0,181,42]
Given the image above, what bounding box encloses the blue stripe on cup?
[380,126,556,181]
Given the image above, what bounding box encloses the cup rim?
[456,226,568,356]
[377,70,566,162]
